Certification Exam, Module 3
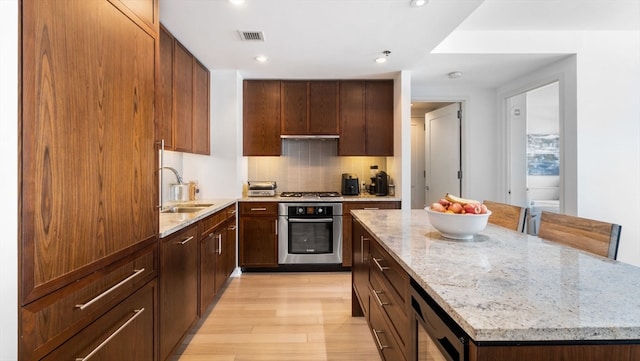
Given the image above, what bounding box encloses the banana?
[445,193,480,205]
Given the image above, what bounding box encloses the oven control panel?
[288,206,334,217]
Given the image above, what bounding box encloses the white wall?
[183,70,243,199]
[411,87,499,203]
[0,1,18,358]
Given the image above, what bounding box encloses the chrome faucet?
[161,166,184,185]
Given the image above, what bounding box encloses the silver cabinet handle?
[250,207,267,211]
[178,236,194,245]
[372,289,389,306]
[75,269,145,310]
[75,308,145,361]
[228,225,237,231]
[217,234,222,255]
[230,210,237,215]
[372,329,389,351]
[372,258,389,272]
[275,219,278,236]
[363,208,380,210]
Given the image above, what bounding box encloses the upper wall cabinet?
[339,80,394,156]
[281,81,339,136]
[159,24,210,155]
[243,80,282,156]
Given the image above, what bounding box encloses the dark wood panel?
[42,280,156,361]
[243,80,281,155]
[470,342,640,361]
[281,80,308,135]
[338,81,366,155]
[159,25,174,149]
[308,81,339,134]
[365,80,394,156]
[239,202,278,216]
[239,216,278,268]
[192,59,210,154]
[200,229,217,315]
[173,41,194,152]
[21,0,157,303]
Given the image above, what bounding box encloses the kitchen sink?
[161,204,214,214]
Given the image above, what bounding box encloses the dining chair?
[482,200,528,232]
[537,211,622,260]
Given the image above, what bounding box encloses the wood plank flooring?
[171,272,381,361]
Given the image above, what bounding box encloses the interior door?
[425,103,461,206]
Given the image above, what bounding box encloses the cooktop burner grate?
[280,191,341,198]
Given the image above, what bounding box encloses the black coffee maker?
[374,171,389,196]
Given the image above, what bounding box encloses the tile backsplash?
[247,139,388,193]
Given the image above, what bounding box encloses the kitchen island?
[351,209,640,360]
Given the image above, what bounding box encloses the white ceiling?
[159,0,639,91]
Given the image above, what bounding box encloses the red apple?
[449,202,463,214]
[438,198,451,208]
[430,203,447,212]
[463,203,482,214]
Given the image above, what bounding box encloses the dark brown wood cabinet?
[239,202,279,268]
[159,25,210,155]
[281,80,339,136]
[19,0,158,359]
[243,80,282,156]
[352,218,410,361]
[199,204,237,315]
[342,201,401,267]
[339,80,394,156]
[160,224,199,361]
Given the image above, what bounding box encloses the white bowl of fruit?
[425,194,491,240]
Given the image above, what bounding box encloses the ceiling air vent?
[238,30,265,41]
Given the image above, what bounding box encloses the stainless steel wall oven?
[278,202,342,264]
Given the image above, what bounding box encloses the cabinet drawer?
[370,243,409,306]
[240,202,278,216]
[42,280,156,361]
[21,245,157,360]
[369,296,407,361]
[344,201,401,214]
[226,204,237,220]
[200,210,227,236]
[370,270,410,359]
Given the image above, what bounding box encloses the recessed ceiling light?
[229,0,246,5]
[255,55,268,63]
[410,0,428,7]
[375,50,391,64]
[448,71,463,79]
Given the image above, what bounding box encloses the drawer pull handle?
[218,234,223,255]
[372,258,389,272]
[372,329,389,351]
[250,207,267,211]
[75,269,145,310]
[75,307,145,361]
[178,236,194,245]
[373,289,389,306]
[228,225,237,231]
[364,208,380,210]
[230,210,237,215]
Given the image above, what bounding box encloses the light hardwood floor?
[171,272,382,361]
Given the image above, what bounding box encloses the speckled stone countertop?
[240,194,401,203]
[351,209,640,343]
[159,199,236,238]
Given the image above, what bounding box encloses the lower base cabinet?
[42,280,157,361]
[160,224,199,361]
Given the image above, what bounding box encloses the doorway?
[410,102,460,209]
[507,82,560,233]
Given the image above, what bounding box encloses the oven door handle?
[288,218,333,223]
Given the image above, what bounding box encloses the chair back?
[537,211,621,259]
[482,200,528,232]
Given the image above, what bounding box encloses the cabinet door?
[160,225,198,361]
[159,25,174,149]
[200,227,218,315]
[192,59,210,155]
[239,216,278,267]
[21,0,157,304]
[338,81,366,155]
[173,41,194,152]
[308,81,339,135]
[226,218,238,277]
[352,220,370,318]
[365,80,394,156]
[281,80,308,135]
[42,280,157,361]
[243,80,282,155]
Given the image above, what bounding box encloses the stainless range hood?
[280,135,339,139]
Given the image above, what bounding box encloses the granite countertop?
[159,199,236,238]
[351,209,640,343]
[240,194,401,202]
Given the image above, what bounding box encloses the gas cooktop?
[279,191,341,198]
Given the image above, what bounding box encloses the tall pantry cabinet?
[19,1,159,360]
